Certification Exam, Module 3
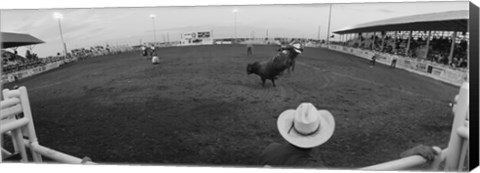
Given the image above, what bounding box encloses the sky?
[0,0,469,57]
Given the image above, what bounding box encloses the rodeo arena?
[0,9,472,171]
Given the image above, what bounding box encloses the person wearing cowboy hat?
[261,103,440,168]
[246,42,254,57]
[261,103,335,167]
[150,44,156,56]
[278,42,304,56]
[277,42,303,73]
[151,53,160,65]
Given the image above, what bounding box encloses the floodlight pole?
[317,26,321,41]
[234,11,237,41]
[326,4,332,47]
[56,18,68,59]
[150,15,157,44]
[167,32,170,43]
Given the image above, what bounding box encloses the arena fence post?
[1,86,94,164]
[444,82,469,171]
[12,128,28,162]
[360,82,469,171]
[18,87,43,162]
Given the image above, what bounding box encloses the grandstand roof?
[1,32,45,48]
[334,10,468,34]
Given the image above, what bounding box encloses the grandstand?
[1,32,44,48]
[71,44,134,60]
[1,33,47,77]
[333,10,468,66]
[1,31,135,84]
[1,32,73,84]
[330,10,469,86]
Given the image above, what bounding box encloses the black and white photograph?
[0,0,477,172]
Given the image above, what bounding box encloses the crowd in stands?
[2,48,77,74]
[72,44,134,59]
[223,37,321,46]
[2,43,134,76]
[2,49,48,74]
[71,45,111,59]
[271,38,321,45]
[337,33,468,70]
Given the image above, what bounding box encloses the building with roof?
[1,32,45,49]
[333,10,469,64]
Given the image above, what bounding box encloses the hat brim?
[277,109,335,148]
[294,49,303,53]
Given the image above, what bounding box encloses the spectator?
[32,53,38,60]
[391,56,397,68]
[371,54,377,65]
[261,103,439,168]
[458,58,467,68]
[247,43,253,56]
[441,56,449,65]
[400,145,439,163]
[261,103,335,167]
[141,44,148,56]
[150,44,156,56]
[451,57,459,67]
[26,50,32,60]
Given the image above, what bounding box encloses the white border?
[0,0,464,9]
[1,1,477,173]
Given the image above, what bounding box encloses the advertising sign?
[183,33,196,39]
[375,54,387,61]
[431,67,444,76]
[197,32,210,38]
[416,63,428,72]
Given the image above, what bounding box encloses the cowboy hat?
[277,103,335,148]
[152,56,160,64]
[290,42,304,53]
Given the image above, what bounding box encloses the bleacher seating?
[2,50,48,74]
[337,35,468,71]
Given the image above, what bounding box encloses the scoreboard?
[183,31,210,39]
[197,32,210,38]
[181,31,213,45]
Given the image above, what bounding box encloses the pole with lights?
[317,26,321,41]
[150,14,157,44]
[326,4,333,47]
[232,9,238,42]
[53,12,68,59]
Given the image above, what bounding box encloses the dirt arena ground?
[4,45,459,168]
